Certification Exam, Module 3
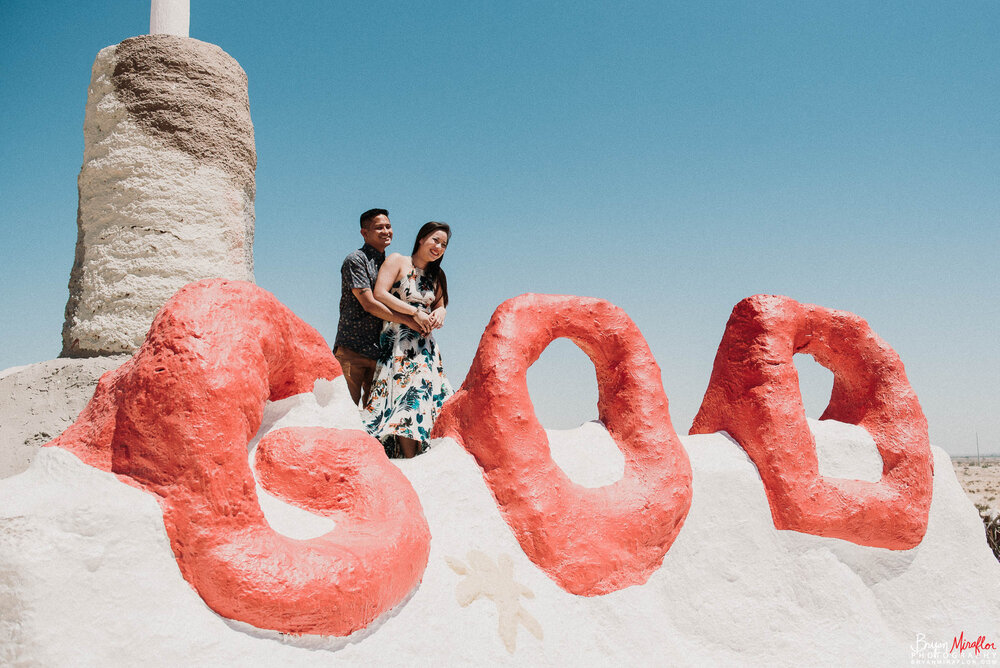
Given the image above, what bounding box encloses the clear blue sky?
[2,1,997,454]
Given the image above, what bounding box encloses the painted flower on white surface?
[446,550,543,653]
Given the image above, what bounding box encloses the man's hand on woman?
[412,310,433,335]
[428,307,446,330]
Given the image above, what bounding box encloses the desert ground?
[952,456,1000,520]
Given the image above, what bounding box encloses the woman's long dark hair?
[412,221,451,307]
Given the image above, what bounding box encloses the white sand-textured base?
[1,391,997,666]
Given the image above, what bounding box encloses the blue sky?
[2,1,997,454]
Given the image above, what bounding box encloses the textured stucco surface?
[691,294,933,549]
[6,285,995,662]
[0,356,126,479]
[432,293,692,596]
[63,36,255,357]
[52,279,429,636]
[112,35,256,193]
[2,416,997,665]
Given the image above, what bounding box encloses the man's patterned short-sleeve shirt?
[335,243,386,359]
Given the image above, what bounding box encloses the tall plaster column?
[62,35,256,357]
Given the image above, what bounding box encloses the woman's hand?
[413,310,433,335]
[429,307,446,330]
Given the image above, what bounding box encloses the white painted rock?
[62,35,256,357]
[0,390,998,665]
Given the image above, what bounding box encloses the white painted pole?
[150,0,190,37]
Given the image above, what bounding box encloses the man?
[334,209,431,407]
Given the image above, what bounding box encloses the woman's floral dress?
[363,264,453,457]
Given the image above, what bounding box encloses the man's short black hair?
[360,208,389,229]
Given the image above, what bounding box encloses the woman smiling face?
[416,230,449,264]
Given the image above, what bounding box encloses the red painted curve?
[430,293,693,596]
[47,279,430,635]
[689,294,933,549]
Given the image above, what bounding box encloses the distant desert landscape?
[952,455,1000,562]
[952,456,1000,518]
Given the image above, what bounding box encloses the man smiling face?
[361,213,393,252]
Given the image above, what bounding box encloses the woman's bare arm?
[374,254,432,331]
[351,287,421,329]
[429,281,447,329]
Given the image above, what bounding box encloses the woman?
[363,222,454,458]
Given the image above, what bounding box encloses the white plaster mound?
[1,392,998,666]
[0,356,127,478]
[63,40,255,357]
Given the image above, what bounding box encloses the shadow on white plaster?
[548,419,625,488]
[218,582,420,651]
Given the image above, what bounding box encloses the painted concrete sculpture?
[48,279,430,636]
[690,294,934,549]
[63,35,256,357]
[44,282,933,637]
[431,294,693,596]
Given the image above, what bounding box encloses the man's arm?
[371,255,433,332]
[352,287,430,333]
[343,251,429,332]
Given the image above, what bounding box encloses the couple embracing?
[334,208,453,459]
